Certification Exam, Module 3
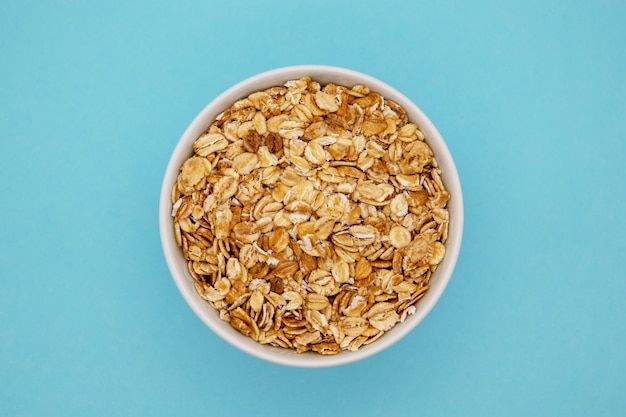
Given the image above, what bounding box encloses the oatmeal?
[171,77,450,354]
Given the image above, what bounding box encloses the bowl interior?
[159,65,464,368]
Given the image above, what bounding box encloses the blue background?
[1,0,625,415]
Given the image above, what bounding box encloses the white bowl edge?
[159,65,464,368]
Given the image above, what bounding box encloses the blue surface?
[1,0,625,415]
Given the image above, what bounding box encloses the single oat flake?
[172,76,450,355]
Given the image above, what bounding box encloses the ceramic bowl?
[159,65,464,367]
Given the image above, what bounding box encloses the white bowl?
[159,65,464,368]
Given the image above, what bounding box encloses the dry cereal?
[172,77,450,354]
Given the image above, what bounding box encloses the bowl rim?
[159,65,464,368]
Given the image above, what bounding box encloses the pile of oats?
[171,77,450,354]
